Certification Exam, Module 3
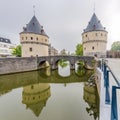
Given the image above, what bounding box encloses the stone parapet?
[0,57,37,75]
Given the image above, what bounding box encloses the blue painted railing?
[101,59,120,120]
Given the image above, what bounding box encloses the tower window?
[33,97,35,100]
[93,25,96,30]
[86,34,87,37]
[36,37,38,40]
[26,37,27,40]
[31,85,34,89]
[22,37,24,40]
[101,33,103,36]
[92,46,94,50]
[31,37,33,40]
[29,47,32,51]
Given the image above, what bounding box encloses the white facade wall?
[0,42,16,56]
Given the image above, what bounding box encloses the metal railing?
[101,59,120,120]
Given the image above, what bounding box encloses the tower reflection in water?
[83,75,99,120]
[22,83,51,117]
[22,65,51,117]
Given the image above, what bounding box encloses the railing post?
[104,63,107,86]
[101,59,104,71]
[105,70,110,104]
[111,86,118,120]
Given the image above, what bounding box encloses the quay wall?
[0,57,37,75]
[95,68,102,96]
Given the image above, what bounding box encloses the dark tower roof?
[83,13,106,33]
[21,15,48,37]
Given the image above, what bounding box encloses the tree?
[12,45,22,57]
[111,41,120,51]
[75,43,83,56]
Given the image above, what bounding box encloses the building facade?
[107,50,120,58]
[49,45,58,56]
[82,13,107,57]
[0,37,15,57]
[20,15,49,57]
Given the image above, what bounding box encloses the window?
[33,97,35,100]
[36,37,38,40]
[26,37,27,40]
[31,85,34,89]
[86,34,87,37]
[84,47,86,50]
[96,33,97,36]
[92,46,94,50]
[101,33,103,36]
[31,37,33,40]
[45,39,47,42]
[22,37,24,40]
[29,47,32,51]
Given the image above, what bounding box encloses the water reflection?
[58,60,70,77]
[22,83,51,117]
[75,64,86,77]
[0,67,98,120]
[83,75,99,120]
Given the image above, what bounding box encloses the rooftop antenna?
[93,0,96,13]
[33,5,36,16]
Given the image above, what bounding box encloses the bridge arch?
[37,56,94,70]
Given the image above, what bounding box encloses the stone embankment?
[0,57,37,75]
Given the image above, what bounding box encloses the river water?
[0,64,99,120]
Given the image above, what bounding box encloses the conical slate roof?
[84,13,106,33]
[21,15,48,37]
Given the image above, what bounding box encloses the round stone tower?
[20,15,49,57]
[82,13,107,57]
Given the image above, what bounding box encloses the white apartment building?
[0,37,15,57]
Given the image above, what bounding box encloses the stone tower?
[82,13,107,57]
[20,15,49,57]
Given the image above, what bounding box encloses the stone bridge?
[37,55,94,69]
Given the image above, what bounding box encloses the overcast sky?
[0,0,120,53]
